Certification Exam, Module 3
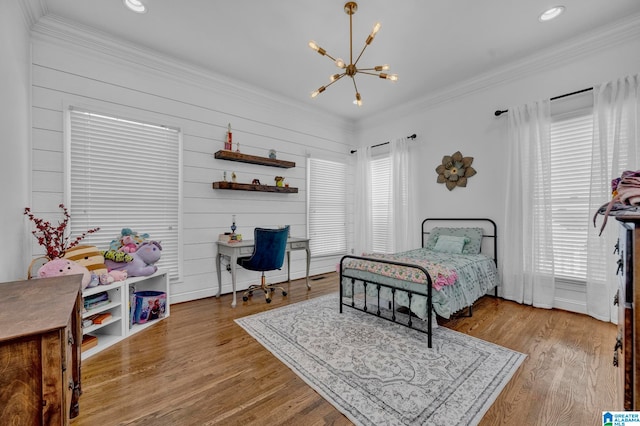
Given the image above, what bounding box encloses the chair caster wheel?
[282,291,287,296]
[266,298,272,303]
[242,296,248,301]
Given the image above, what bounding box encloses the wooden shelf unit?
[214,150,295,168]
[212,181,298,193]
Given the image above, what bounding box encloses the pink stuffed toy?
[119,235,138,253]
[38,258,92,289]
[109,270,128,281]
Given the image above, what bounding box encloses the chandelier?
[309,1,397,106]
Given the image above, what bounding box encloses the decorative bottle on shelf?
[225,123,232,150]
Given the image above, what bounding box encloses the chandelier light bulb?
[330,74,341,82]
[375,65,389,71]
[335,58,345,68]
[380,73,398,82]
[309,40,327,56]
[355,93,362,107]
[371,22,381,36]
[311,86,326,98]
[366,22,381,44]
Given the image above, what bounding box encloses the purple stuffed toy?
[105,241,162,277]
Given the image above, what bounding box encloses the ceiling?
[37,0,640,121]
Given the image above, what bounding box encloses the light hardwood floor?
[71,272,617,425]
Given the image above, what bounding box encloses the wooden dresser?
[616,217,640,410]
[0,275,83,425]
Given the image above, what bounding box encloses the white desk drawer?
[239,247,254,255]
[290,242,307,249]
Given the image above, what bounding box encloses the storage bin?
[134,291,167,324]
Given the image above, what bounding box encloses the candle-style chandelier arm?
[352,76,359,94]
[357,70,398,81]
[358,65,390,72]
[357,70,382,77]
[308,41,346,69]
[353,22,381,66]
[311,72,347,98]
[352,76,362,106]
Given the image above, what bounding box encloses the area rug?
[235,293,526,426]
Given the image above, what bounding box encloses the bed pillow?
[433,235,469,254]
[426,227,484,254]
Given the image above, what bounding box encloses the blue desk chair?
[237,226,290,303]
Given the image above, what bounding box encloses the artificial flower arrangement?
[435,151,477,191]
[24,204,100,259]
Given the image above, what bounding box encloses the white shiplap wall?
[29,16,355,303]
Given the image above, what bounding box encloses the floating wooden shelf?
[214,150,295,168]
[213,181,298,193]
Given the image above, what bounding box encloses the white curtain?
[354,146,372,255]
[503,100,556,308]
[389,137,415,252]
[586,74,640,322]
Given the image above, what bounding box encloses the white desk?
[216,237,311,307]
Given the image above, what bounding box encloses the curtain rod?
[494,87,593,117]
[350,134,417,154]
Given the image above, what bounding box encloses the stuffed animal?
[119,235,138,253]
[64,245,111,285]
[102,250,133,263]
[108,270,128,281]
[38,258,92,289]
[110,228,150,253]
[121,228,149,244]
[64,245,108,275]
[105,241,162,277]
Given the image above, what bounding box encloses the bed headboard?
[421,218,498,266]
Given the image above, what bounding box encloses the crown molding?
[30,14,350,131]
[358,12,640,128]
[19,0,46,30]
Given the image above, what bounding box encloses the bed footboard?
[339,255,434,348]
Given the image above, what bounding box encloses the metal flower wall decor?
[436,151,477,191]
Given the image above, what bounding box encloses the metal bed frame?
[339,218,498,349]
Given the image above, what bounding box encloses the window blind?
[307,157,347,256]
[548,109,594,282]
[370,156,391,253]
[68,108,181,281]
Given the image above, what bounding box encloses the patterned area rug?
[235,293,526,426]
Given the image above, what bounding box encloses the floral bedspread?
[340,248,500,320]
[342,251,458,291]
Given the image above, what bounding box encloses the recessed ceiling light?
[124,0,147,14]
[539,6,565,22]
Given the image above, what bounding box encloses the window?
[548,108,594,282]
[370,155,391,253]
[307,158,347,256]
[67,108,181,281]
